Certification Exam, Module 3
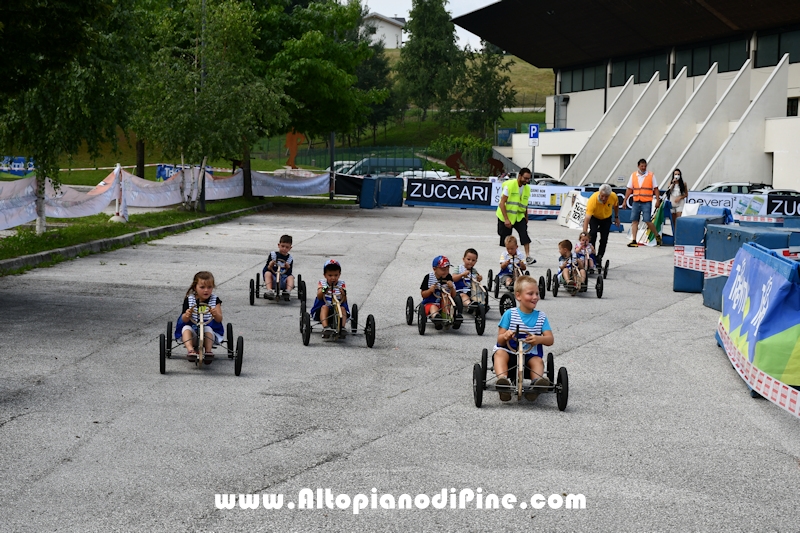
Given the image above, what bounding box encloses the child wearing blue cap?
[310,259,348,338]
[420,255,458,330]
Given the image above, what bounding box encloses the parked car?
[700,182,771,194]
[750,188,800,197]
[397,170,450,180]
[325,161,358,174]
[533,176,569,186]
[343,157,423,176]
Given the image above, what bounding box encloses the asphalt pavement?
[2,205,799,532]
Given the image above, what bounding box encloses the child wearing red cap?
[420,255,458,330]
[310,259,348,338]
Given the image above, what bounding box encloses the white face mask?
[673,175,680,179]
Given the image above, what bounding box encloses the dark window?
[756,33,780,67]
[639,55,655,82]
[626,58,639,83]
[655,53,668,80]
[692,46,710,76]
[675,48,692,78]
[561,70,572,93]
[573,68,583,91]
[710,42,729,72]
[583,66,595,90]
[611,60,626,86]
[789,98,799,117]
[595,64,606,89]
[780,30,800,64]
[729,39,748,71]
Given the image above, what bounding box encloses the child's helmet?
[432,255,451,268]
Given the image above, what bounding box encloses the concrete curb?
[0,204,272,274]
[0,200,362,274]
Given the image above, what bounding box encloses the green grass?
[0,197,268,262]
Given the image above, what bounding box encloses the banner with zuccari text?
[718,243,800,417]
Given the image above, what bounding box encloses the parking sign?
[528,124,539,147]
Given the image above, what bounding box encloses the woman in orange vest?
[622,159,662,247]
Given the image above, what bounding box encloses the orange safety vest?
[631,171,655,202]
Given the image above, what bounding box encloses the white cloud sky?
[362,0,495,49]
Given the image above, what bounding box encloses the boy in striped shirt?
[493,275,554,401]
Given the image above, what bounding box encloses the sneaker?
[627,241,638,248]
[265,289,275,300]
[655,234,663,246]
[282,292,290,302]
[186,351,197,362]
[496,377,512,402]
[321,327,333,339]
[526,256,536,265]
[204,353,214,365]
[525,377,551,401]
[434,320,443,330]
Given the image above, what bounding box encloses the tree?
[354,31,393,144]
[395,0,463,122]
[0,0,138,233]
[263,0,382,139]
[459,42,517,138]
[0,0,108,97]
[132,0,287,200]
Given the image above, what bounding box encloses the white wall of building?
[511,129,590,178]
[698,57,788,189]
[765,117,800,189]
[365,16,403,49]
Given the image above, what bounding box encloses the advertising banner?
[406,179,493,207]
[685,192,800,217]
[719,243,800,392]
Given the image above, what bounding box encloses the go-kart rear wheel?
[499,293,514,313]
[227,323,234,358]
[351,304,359,334]
[596,275,604,298]
[552,274,559,297]
[538,276,546,300]
[494,274,500,298]
[165,321,173,358]
[159,334,166,374]
[475,304,486,336]
[255,274,261,298]
[603,260,609,279]
[481,347,488,377]
[405,296,414,325]
[417,305,426,335]
[365,314,376,348]
[486,269,493,293]
[472,363,485,408]
[299,304,306,333]
[546,269,552,291]
[234,336,243,376]
[546,352,554,383]
[249,278,255,306]
[556,367,569,411]
[301,312,311,346]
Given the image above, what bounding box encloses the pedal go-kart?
[160,304,243,375]
[406,277,486,336]
[300,289,375,347]
[472,326,568,410]
[486,257,545,314]
[249,264,306,306]
[546,266,603,298]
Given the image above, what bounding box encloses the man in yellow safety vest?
[622,158,662,247]
[497,168,535,264]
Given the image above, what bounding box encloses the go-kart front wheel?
[417,305,426,335]
[365,314,376,348]
[472,362,485,408]
[474,305,486,336]
[499,293,514,313]
[234,336,243,376]
[301,312,311,346]
[538,276,546,300]
[556,367,569,411]
[159,334,166,375]
[546,269,552,291]
[405,296,414,325]
[227,323,234,358]
[249,278,255,306]
[596,275,604,298]
[165,321,173,358]
[351,304,359,334]
[546,352,554,383]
